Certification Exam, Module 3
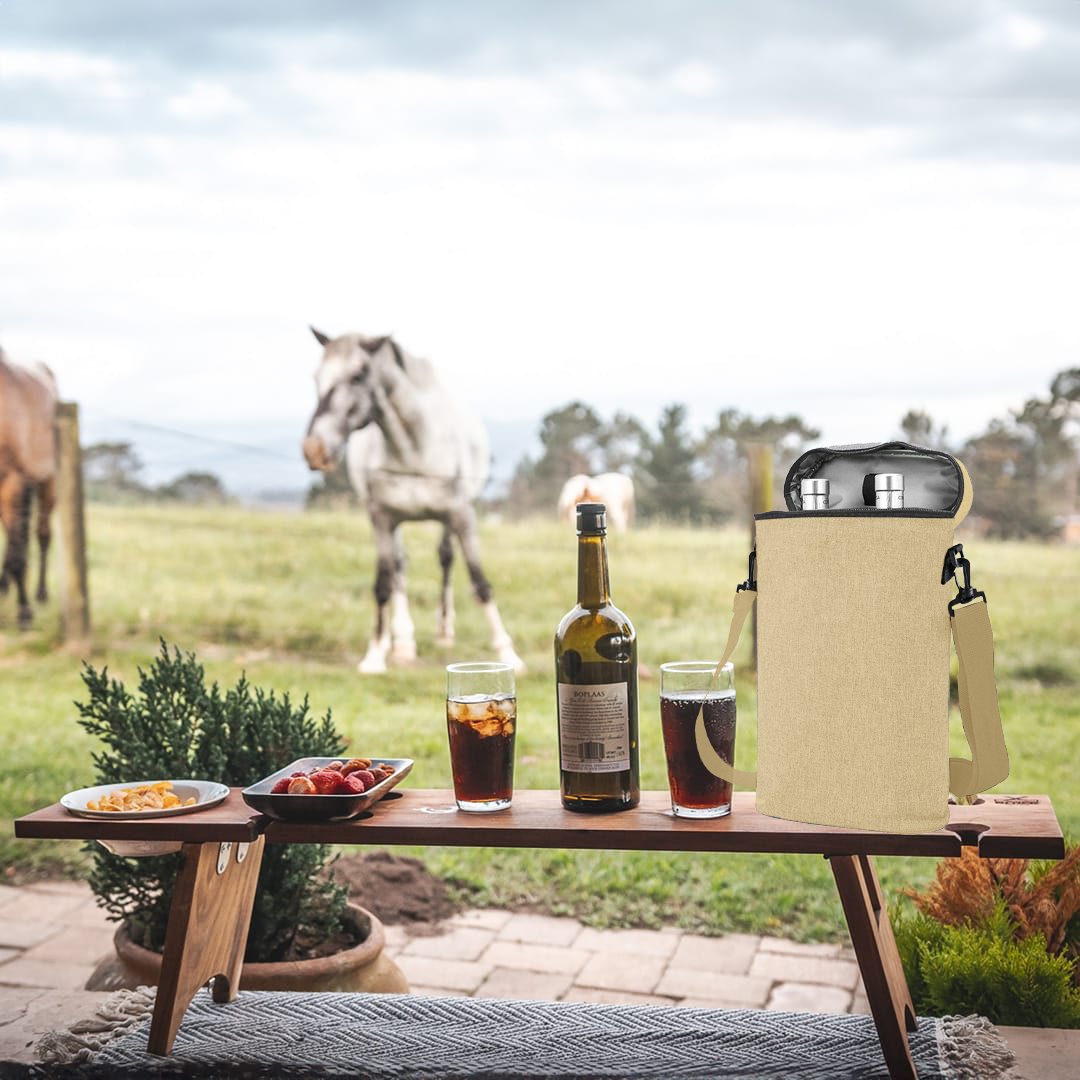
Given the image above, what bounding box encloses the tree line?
[505,366,1080,539]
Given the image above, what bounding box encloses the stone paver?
[0,957,97,991]
[766,981,852,1014]
[497,913,583,947]
[394,955,492,993]
[402,926,494,962]
[22,925,115,967]
[0,921,63,950]
[655,968,773,1007]
[0,881,885,1031]
[561,987,677,1006]
[480,941,586,976]
[575,951,667,994]
[408,985,468,998]
[759,939,842,958]
[475,968,573,1001]
[0,989,112,1064]
[63,903,114,931]
[749,952,860,990]
[573,927,679,959]
[449,909,513,932]
[668,933,760,975]
[0,893,87,924]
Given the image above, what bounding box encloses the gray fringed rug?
[28,987,1019,1080]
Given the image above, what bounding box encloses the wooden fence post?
[746,441,774,671]
[55,402,90,649]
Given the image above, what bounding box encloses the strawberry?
[352,769,376,789]
[342,773,367,794]
[287,775,317,795]
[270,777,292,794]
[310,769,347,795]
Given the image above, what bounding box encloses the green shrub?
[893,901,1080,1028]
[76,642,348,962]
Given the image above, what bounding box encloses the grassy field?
[1,504,1077,941]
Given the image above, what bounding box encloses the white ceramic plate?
[61,779,230,820]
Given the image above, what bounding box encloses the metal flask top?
[875,473,905,509]
[800,478,830,510]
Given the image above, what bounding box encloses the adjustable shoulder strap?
[695,588,758,788]
[949,597,1009,798]
[697,577,1010,798]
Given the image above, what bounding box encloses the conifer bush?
[76,642,349,961]
[893,902,1080,1027]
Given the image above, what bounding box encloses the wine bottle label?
[557,681,631,773]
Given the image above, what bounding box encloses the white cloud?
[166,80,249,121]
[2,18,1078,493]
[1002,14,1047,51]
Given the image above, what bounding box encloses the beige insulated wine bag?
[696,442,1010,834]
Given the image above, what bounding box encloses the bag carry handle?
[696,457,1008,800]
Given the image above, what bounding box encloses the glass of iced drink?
[659,661,736,818]
[446,662,516,812]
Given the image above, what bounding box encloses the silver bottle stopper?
[875,473,904,509]
[800,477,830,510]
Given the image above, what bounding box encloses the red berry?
[270,777,292,794]
[343,773,367,794]
[310,769,347,795]
[353,769,376,789]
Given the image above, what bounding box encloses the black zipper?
[756,508,954,520]
[782,442,964,513]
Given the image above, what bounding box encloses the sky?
[2,1,1079,494]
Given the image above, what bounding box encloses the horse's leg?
[388,527,416,663]
[451,507,526,674]
[35,477,55,603]
[358,513,396,674]
[0,473,33,628]
[435,525,455,648]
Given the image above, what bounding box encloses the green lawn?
[1,504,1076,940]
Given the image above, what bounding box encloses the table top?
[14,789,1064,860]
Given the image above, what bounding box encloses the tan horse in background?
[557,472,635,531]
[0,349,58,627]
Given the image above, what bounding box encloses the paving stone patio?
[0,879,870,1014]
[4,883,1080,1077]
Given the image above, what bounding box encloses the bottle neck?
[577,533,611,608]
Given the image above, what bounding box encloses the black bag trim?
[783,442,964,513]
[756,508,954,520]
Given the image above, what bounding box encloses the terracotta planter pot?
[87,903,409,995]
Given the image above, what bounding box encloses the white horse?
[302,328,525,674]
[557,472,635,531]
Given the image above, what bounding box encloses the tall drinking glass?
[659,661,736,818]
[446,662,516,812]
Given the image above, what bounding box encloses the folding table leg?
[147,835,265,1055]
[828,853,918,1080]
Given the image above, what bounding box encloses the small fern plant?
[76,641,349,962]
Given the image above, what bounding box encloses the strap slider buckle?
[736,549,757,593]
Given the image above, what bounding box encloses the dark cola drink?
[660,690,735,818]
[446,693,516,811]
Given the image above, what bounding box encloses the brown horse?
[0,349,57,627]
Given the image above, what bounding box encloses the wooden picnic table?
[15,790,1065,1080]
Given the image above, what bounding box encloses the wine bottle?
[554,502,639,812]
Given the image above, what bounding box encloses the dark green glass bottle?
[554,502,639,812]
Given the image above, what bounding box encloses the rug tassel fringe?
[937,1014,1019,1080]
[35,985,158,1065]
